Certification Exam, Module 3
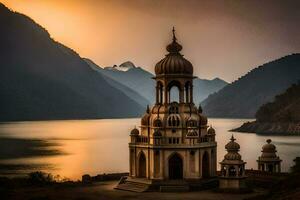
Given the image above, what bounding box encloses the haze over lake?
[0,118,299,180]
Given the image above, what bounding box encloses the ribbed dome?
[225,152,242,160]
[155,28,193,76]
[225,135,240,151]
[130,127,139,136]
[155,54,193,75]
[223,135,243,161]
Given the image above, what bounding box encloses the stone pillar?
[190,85,193,103]
[164,87,168,104]
[156,85,159,104]
[179,88,184,103]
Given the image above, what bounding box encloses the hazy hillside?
[0,3,144,121]
[84,58,150,107]
[85,59,227,105]
[233,82,300,135]
[202,54,300,118]
[255,82,300,123]
[193,78,227,105]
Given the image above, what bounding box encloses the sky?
[1,0,300,82]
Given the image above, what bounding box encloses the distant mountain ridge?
[202,54,300,118]
[0,3,144,121]
[84,59,228,105]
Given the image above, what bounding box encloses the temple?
[116,28,217,192]
[257,139,282,173]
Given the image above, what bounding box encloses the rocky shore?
[232,121,300,135]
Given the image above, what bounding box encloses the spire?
[146,105,150,113]
[198,104,203,113]
[166,27,182,54]
[230,134,236,142]
[172,26,177,42]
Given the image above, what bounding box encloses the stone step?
[160,185,189,192]
[115,180,149,192]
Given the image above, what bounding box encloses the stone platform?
[115,176,218,192]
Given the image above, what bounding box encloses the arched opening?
[229,166,236,176]
[169,102,179,114]
[168,81,181,103]
[153,118,162,127]
[168,153,183,179]
[138,152,146,178]
[268,164,273,172]
[202,151,210,178]
[169,86,180,103]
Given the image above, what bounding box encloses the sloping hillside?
[84,59,227,105]
[233,82,300,135]
[0,3,144,121]
[202,54,300,118]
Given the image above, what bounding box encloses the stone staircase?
[115,177,150,192]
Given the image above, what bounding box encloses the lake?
[0,118,299,180]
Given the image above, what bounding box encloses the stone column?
[190,85,193,103]
[156,85,159,104]
[179,88,184,103]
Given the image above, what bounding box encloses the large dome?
[155,28,193,76]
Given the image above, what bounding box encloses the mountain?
[0,3,144,121]
[84,59,149,107]
[84,59,227,105]
[232,82,300,135]
[193,78,228,104]
[104,61,136,71]
[202,54,300,118]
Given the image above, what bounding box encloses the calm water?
[0,118,299,180]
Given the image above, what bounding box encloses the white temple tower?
[219,135,247,190]
[257,139,281,173]
[117,28,217,192]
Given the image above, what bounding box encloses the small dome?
[223,135,243,161]
[207,126,216,135]
[260,139,278,159]
[155,28,193,76]
[262,139,276,153]
[141,105,150,126]
[187,117,198,127]
[199,115,208,126]
[153,129,162,137]
[141,113,150,126]
[225,152,242,160]
[130,127,139,136]
[186,130,198,137]
[225,135,240,151]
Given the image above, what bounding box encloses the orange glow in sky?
[1,0,299,82]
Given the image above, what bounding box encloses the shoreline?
[232,121,300,136]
